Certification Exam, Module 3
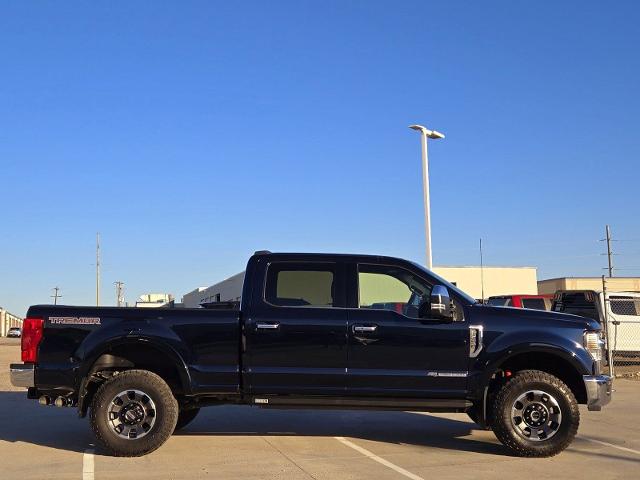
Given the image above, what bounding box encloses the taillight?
[21,318,44,363]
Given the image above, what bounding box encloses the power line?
[114,281,125,307]
[50,287,62,305]
[599,225,614,277]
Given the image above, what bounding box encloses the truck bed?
[26,304,242,397]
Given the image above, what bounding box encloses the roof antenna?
[480,238,485,303]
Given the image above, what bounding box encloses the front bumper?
[584,375,612,411]
[10,364,35,388]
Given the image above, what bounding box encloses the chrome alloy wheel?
[107,390,157,440]
[510,389,562,442]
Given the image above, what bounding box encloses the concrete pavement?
[1,342,639,480]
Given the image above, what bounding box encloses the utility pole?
[51,287,62,305]
[96,232,101,306]
[114,281,125,307]
[479,238,485,303]
[601,225,614,277]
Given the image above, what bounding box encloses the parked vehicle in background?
[10,252,611,458]
[7,327,21,338]
[552,290,640,355]
[487,295,553,311]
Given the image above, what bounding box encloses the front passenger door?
[347,263,469,398]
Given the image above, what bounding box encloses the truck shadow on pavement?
[0,391,503,456]
[0,391,93,453]
[175,404,510,456]
[2,391,639,465]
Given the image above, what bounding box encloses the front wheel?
[491,370,579,457]
[89,369,178,456]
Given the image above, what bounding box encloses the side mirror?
[423,285,453,321]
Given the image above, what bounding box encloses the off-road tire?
[174,407,200,432]
[89,369,178,457]
[491,370,579,457]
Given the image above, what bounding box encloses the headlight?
[584,331,605,362]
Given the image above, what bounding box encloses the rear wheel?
[491,370,579,457]
[89,369,178,456]
[174,407,200,432]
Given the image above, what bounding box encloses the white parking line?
[334,437,424,480]
[83,448,95,480]
[581,437,640,456]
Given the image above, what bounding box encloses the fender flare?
[478,342,589,390]
[76,336,192,417]
[473,343,590,427]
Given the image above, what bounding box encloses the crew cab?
[10,252,612,457]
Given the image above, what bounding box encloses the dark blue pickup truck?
[10,252,612,457]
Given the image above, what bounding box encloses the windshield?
[410,261,477,305]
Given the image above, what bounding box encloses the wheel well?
[79,343,187,416]
[493,352,587,404]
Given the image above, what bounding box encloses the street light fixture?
[409,124,445,270]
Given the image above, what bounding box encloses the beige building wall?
[0,309,23,337]
[184,266,539,307]
[538,277,640,295]
[433,266,538,300]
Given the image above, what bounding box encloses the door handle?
[353,325,378,333]
[256,322,280,330]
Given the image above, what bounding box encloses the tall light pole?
[409,124,445,270]
[96,232,101,306]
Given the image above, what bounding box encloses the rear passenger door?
[244,260,348,396]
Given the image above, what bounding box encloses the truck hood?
[471,304,601,330]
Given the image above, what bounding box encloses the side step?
[250,396,472,411]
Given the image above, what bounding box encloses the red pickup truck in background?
[487,294,554,310]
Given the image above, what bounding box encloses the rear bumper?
[10,364,35,388]
[584,375,612,411]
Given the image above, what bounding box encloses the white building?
[1,308,23,336]
[135,293,174,308]
[182,272,245,308]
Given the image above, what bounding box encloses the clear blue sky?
[2,1,640,315]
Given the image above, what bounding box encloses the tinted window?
[358,264,431,319]
[521,298,547,310]
[552,292,599,320]
[265,263,335,307]
[488,297,512,307]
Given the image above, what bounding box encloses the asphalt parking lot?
[1,339,639,480]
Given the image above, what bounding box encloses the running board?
[250,396,472,411]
